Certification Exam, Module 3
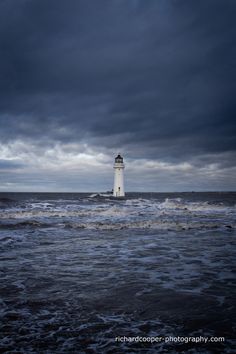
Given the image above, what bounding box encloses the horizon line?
[0,191,236,194]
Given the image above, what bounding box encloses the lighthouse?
[113,154,125,197]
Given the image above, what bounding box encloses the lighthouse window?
[115,154,123,163]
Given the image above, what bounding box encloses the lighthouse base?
[109,196,126,200]
[88,193,126,200]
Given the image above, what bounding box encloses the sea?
[0,192,235,353]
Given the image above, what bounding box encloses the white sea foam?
[0,197,235,232]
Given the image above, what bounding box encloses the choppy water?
[0,192,235,353]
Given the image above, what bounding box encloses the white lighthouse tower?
[113,154,125,197]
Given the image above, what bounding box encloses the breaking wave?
[0,197,235,232]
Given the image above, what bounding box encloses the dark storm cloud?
[0,0,235,160]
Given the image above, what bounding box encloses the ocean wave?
[0,220,50,229]
[0,219,234,231]
[62,220,235,231]
[0,210,92,219]
[1,197,234,217]
[126,197,234,212]
[1,197,235,233]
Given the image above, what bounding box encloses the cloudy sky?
[0,0,235,192]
